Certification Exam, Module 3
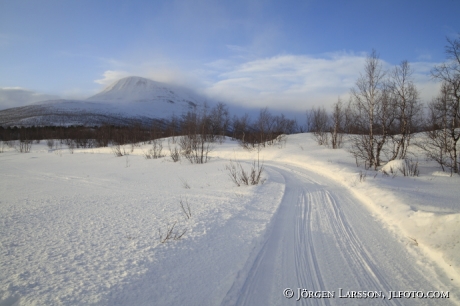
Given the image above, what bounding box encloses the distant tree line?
[0,102,298,150]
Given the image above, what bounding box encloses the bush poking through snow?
[46,139,55,150]
[112,145,123,157]
[143,139,165,159]
[178,135,213,164]
[68,141,75,154]
[17,140,32,153]
[226,160,240,186]
[408,237,419,247]
[226,159,264,186]
[111,144,128,157]
[359,171,367,182]
[400,159,419,177]
[179,177,190,189]
[180,197,192,219]
[158,221,187,243]
[169,145,181,162]
[381,159,419,177]
[5,140,14,148]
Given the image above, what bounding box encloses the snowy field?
[1,134,459,305]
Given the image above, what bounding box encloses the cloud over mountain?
[0,88,59,110]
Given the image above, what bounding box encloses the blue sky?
[0,0,459,111]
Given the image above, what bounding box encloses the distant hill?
[0,76,211,127]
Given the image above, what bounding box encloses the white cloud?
[0,88,59,110]
[204,53,366,111]
[94,70,131,86]
[203,53,441,111]
[410,61,443,103]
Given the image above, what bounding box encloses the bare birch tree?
[387,61,422,160]
[349,50,387,169]
[307,106,330,146]
[419,35,460,174]
[330,99,344,149]
[419,82,460,174]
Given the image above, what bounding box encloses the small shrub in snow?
[226,159,264,186]
[167,139,181,162]
[46,139,55,150]
[169,146,181,162]
[68,141,75,154]
[17,140,32,153]
[111,144,127,157]
[390,166,397,178]
[401,159,419,177]
[178,135,213,164]
[143,139,164,159]
[6,140,15,148]
[276,134,288,148]
[143,150,153,159]
[381,159,419,178]
[179,177,190,189]
[408,237,419,247]
[180,197,192,219]
[359,171,367,182]
[158,221,187,243]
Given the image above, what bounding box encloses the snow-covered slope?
[0,77,210,127]
[1,134,459,305]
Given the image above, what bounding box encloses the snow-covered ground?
[1,134,459,305]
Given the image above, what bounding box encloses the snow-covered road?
[221,163,456,305]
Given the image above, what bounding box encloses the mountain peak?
[102,76,164,92]
[86,75,207,113]
[88,76,170,102]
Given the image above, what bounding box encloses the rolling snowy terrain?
[1,134,459,305]
[0,77,210,127]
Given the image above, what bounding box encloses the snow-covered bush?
[381,159,419,177]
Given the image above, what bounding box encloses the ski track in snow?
[221,163,457,306]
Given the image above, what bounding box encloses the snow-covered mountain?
[0,77,210,127]
[87,76,201,107]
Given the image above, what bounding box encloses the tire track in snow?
[221,164,454,306]
[295,191,329,306]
